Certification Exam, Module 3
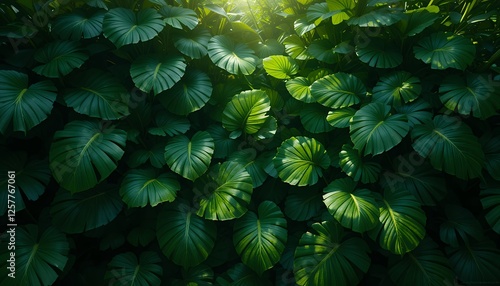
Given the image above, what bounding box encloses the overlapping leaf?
[311,73,366,108]
[33,40,88,78]
[208,35,258,75]
[120,169,180,207]
[130,54,186,95]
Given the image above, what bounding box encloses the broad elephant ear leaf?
[323,178,380,232]
[148,111,190,137]
[64,69,130,120]
[350,102,410,156]
[326,0,355,25]
[208,35,258,75]
[0,70,57,134]
[195,161,253,220]
[388,237,455,286]
[120,169,180,207]
[413,32,475,70]
[130,54,186,95]
[339,144,381,184]
[311,72,366,108]
[157,202,216,267]
[164,131,214,181]
[368,189,426,255]
[159,5,198,30]
[273,136,330,186]
[411,115,484,179]
[294,220,371,286]
[372,71,421,106]
[49,120,127,193]
[355,39,402,68]
[299,104,334,133]
[158,69,212,115]
[33,40,89,78]
[447,240,500,283]
[348,8,403,27]
[263,55,299,79]
[397,7,440,37]
[50,184,123,233]
[0,225,69,286]
[174,27,211,59]
[286,77,316,103]
[52,9,105,40]
[103,8,165,48]
[327,107,356,128]
[222,90,270,135]
[233,201,287,274]
[172,264,214,286]
[105,252,163,286]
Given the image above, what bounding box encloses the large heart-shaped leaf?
[350,102,410,156]
[482,134,500,181]
[0,70,57,134]
[222,90,270,135]
[447,240,500,283]
[286,77,315,103]
[159,5,198,30]
[481,185,500,234]
[208,35,258,75]
[148,111,190,137]
[348,8,403,27]
[439,73,500,119]
[411,115,484,179]
[103,8,165,48]
[414,32,475,70]
[49,120,127,193]
[33,41,89,78]
[157,202,216,267]
[397,7,440,37]
[130,54,186,95]
[233,201,287,274]
[372,71,421,106]
[263,55,299,79]
[356,39,402,68]
[52,9,105,40]
[388,237,455,286]
[299,104,334,133]
[120,169,180,207]
[311,73,366,108]
[158,69,212,115]
[105,252,163,286]
[228,149,268,188]
[323,178,380,232]
[164,131,214,181]
[0,225,69,286]
[326,0,356,25]
[339,144,381,184]
[369,189,426,254]
[273,136,330,186]
[50,184,123,233]
[64,69,130,120]
[174,27,211,59]
[394,99,432,127]
[195,161,253,220]
[327,107,356,128]
[294,220,371,286]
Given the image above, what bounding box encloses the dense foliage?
[0,0,499,285]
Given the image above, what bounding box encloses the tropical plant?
[0,0,499,285]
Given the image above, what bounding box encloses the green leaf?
[327,107,356,128]
[0,225,69,286]
[388,237,455,286]
[208,35,258,75]
[158,69,212,115]
[127,144,166,169]
[299,104,334,133]
[411,115,484,179]
[120,169,179,207]
[33,40,89,78]
[228,149,268,188]
[294,17,316,36]
[159,5,198,30]
[339,144,381,184]
[439,73,500,119]
[216,263,272,285]
[51,184,123,233]
[103,8,165,48]
[397,7,440,37]
[480,185,500,234]
[307,3,337,24]
[173,264,214,286]
[285,190,324,221]
[323,178,380,232]
[64,69,130,120]
[394,99,432,127]
[157,203,216,267]
[440,205,483,247]
[222,90,271,135]
[233,201,288,274]
[447,240,500,283]
[348,8,403,27]
[294,220,371,286]
[130,54,186,95]
[284,35,313,60]
[482,134,500,181]
[256,39,285,58]
[263,55,299,80]
[356,39,402,68]
[286,77,316,103]
[373,71,421,106]
[105,252,163,286]
[326,0,355,25]
[311,72,366,108]
[414,32,475,70]
[369,189,426,254]
[195,161,253,220]
[350,102,410,156]
[274,136,330,186]
[0,70,57,134]
[164,131,214,181]
[207,124,238,159]
[52,9,105,40]
[308,39,342,64]
[173,27,211,59]
[148,111,190,136]
[49,120,127,193]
